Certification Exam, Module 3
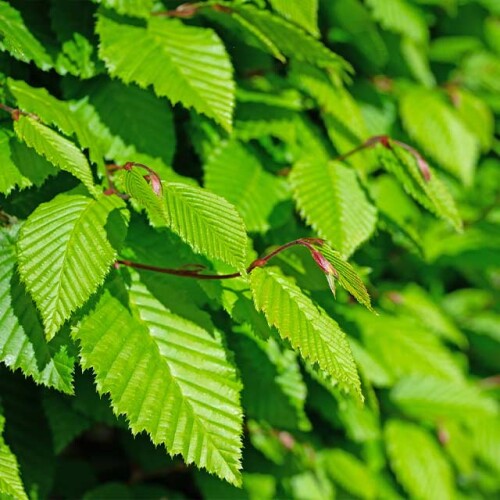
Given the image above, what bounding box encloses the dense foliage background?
[0,0,499,498]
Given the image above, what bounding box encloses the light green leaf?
[291,160,377,258]
[385,420,455,500]
[73,273,243,485]
[92,0,153,18]
[378,144,462,231]
[0,0,52,70]
[399,87,480,185]
[163,183,248,272]
[17,192,129,339]
[321,449,377,500]
[470,416,500,474]
[366,0,428,44]
[13,116,98,196]
[250,267,363,402]
[0,129,57,195]
[390,375,498,421]
[204,140,289,233]
[0,408,28,500]
[269,0,319,36]
[0,226,75,394]
[97,12,235,131]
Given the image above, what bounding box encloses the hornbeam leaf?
[314,243,374,312]
[0,0,52,70]
[0,407,28,500]
[92,0,154,18]
[13,116,98,196]
[73,273,243,485]
[96,12,235,131]
[250,267,363,402]
[163,183,248,273]
[268,0,319,36]
[290,160,377,258]
[17,192,129,339]
[0,226,75,393]
[385,420,455,500]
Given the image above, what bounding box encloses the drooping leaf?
[268,0,319,37]
[0,128,57,195]
[290,160,377,258]
[0,0,52,70]
[13,116,98,196]
[204,139,289,233]
[96,12,235,131]
[385,420,455,500]
[0,226,75,394]
[17,192,129,339]
[390,375,498,421]
[0,406,28,500]
[250,266,363,402]
[399,87,480,185]
[92,0,153,18]
[73,273,243,485]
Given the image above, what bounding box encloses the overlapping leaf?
[93,0,153,18]
[97,12,235,130]
[0,226,75,393]
[17,192,129,339]
[291,160,377,258]
[13,116,98,196]
[385,420,455,500]
[250,267,363,401]
[269,0,319,36]
[73,273,243,485]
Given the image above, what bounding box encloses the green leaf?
[378,144,462,231]
[321,449,377,500]
[290,160,377,258]
[0,407,28,500]
[0,0,52,70]
[204,140,289,233]
[13,116,98,196]
[399,87,480,185]
[250,266,363,402]
[163,183,248,272]
[0,226,75,394]
[96,12,235,131]
[390,375,498,421]
[93,0,153,18]
[269,0,319,37]
[366,0,428,44]
[73,273,243,486]
[385,420,455,500]
[313,243,374,311]
[17,192,129,339]
[0,129,57,195]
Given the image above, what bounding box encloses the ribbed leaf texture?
[17,192,129,339]
[385,420,455,500]
[0,408,27,500]
[291,160,377,258]
[378,144,462,231]
[13,116,98,196]
[250,267,363,402]
[390,375,498,421]
[74,273,243,485]
[315,243,374,311]
[0,129,56,195]
[93,0,153,18]
[162,183,248,272]
[8,78,106,167]
[204,2,349,72]
[0,0,52,70]
[269,0,319,36]
[321,449,377,500]
[400,87,479,185]
[366,0,427,44]
[204,140,288,233]
[0,226,75,393]
[97,12,235,131]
